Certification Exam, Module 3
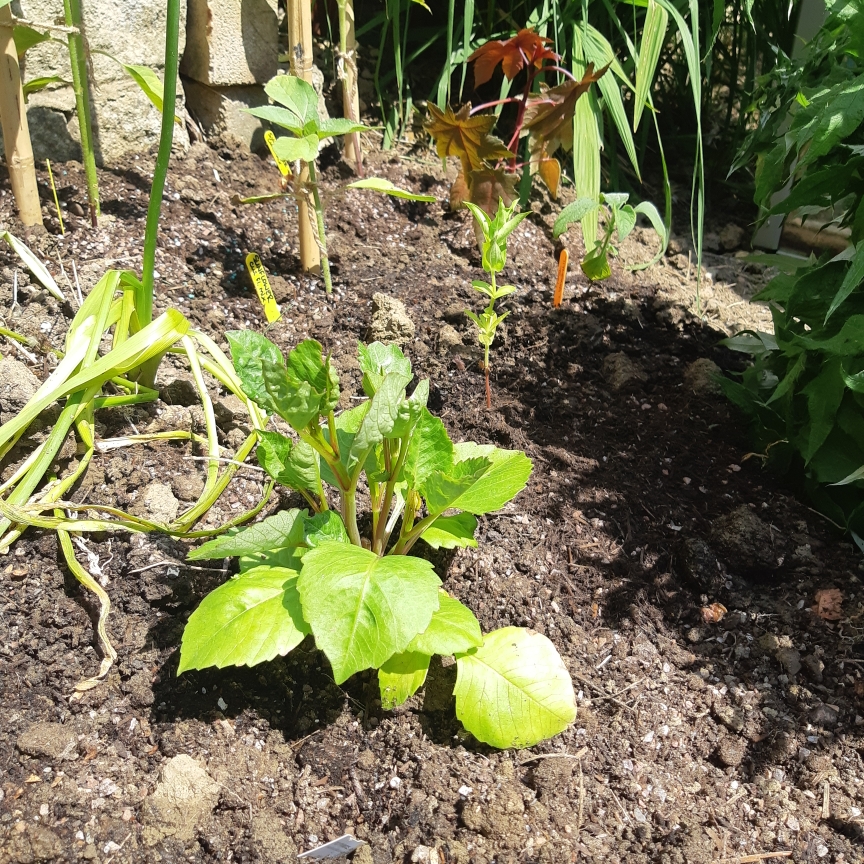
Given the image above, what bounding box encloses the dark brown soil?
[0,141,863,864]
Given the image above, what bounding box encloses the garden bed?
[0,143,862,864]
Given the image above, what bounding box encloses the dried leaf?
[467,167,519,217]
[450,171,470,211]
[468,28,558,88]
[537,157,561,199]
[812,588,843,621]
[700,602,727,624]
[425,103,497,172]
[523,64,609,159]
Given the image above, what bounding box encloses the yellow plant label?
[245,253,282,323]
[264,130,291,177]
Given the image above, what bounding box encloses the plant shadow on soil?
[1,148,863,864]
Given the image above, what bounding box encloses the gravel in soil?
[0,144,862,864]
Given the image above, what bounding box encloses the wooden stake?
[0,5,43,227]
[286,0,320,275]
[338,0,362,173]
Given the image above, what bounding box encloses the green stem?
[305,161,333,294]
[63,0,99,226]
[373,435,409,555]
[342,488,362,547]
[140,0,181,328]
[391,510,439,556]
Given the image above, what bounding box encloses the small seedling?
[463,197,528,408]
[244,75,435,294]
[553,192,667,281]
[179,336,577,750]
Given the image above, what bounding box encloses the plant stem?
[373,435,410,555]
[342,488,362,547]
[46,160,65,234]
[63,0,99,226]
[140,0,180,329]
[306,161,333,294]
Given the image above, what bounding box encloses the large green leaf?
[347,371,412,474]
[178,567,309,673]
[318,118,370,139]
[420,513,478,549]
[256,430,320,492]
[262,360,321,430]
[298,543,441,683]
[303,510,350,547]
[272,134,319,163]
[13,25,51,57]
[633,0,668,132]
[553,198,602,239]
[448,443,532,514]
[407,592,483,655]
[378,651,431,709]
[264,74,320,131]
[454,627,577,749]
[227,330,285,416]
[188,509,306,560]
[422,457,492,516]
[358,341,412,396]
[403,408,454,490]
[287,340,340,411]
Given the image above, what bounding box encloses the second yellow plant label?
[245,253,282,323]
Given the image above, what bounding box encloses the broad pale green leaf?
[633,0,668,131]
[188,509,307,560]
[403,408,454,490]
[262,359,320,430]
[616,204,637,242]
[272,133,319,163]
[13,25,51,57]
[23,75,67,98]
[422,457,491,516]
[420,513,478,549]
[449,443,532,514]
[318,118,370,138]
[391,379,429,438]
[347,372,412,474]
[303,510,349,547]
[581,250,612,281]
[358,341,412,396]
[257,430,320,492]
[347,178,437,202]
[287,340,340,411]
[552,199,602,239]
[227,330,285,415]
[178,567,309,673]
[121,63,181,121]
[298,543,441,683]
[239,547,304,572]
[264,74,320,129]
[244,104,307,135]
[378,651,431,709]
[454,627,577,749]
[407,592,483,655]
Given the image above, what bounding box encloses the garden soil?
[0,142,862,864]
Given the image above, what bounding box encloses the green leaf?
[347,178,437,202]
[188,509,307,560]
[581,250,612,281]
[378,651,431,709]
[347,371,412,475]
[317,118,370,138]
[454,627,577,749]
[256,430,320,492]
[227,330,285,415]
[121,63,181,122]
[407,592,483,655]
[358,341,412,396]
[1,231,65,302]
[825,242,864,322]
[297,543,441,683]
[23,75,67,99]
[628,200,670,270]
[403,408,454,490]
[800,359,845,463]
[272,134,320,163]
[239,546,305,573]
[633,0,668,131]
[303,510,350,547]
[448,443,532,514]
[264,74,321,130]
[178,567,309,673]
[244,105,308,135]
[616,204,637,241]
[420,513,478,549]
[320,401,369,487]
[288,340,340,411]
[422,456,492,516]
[553,198,602,238]
[390,379,429,439]
[13,25,51,57]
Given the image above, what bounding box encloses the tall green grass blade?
[633,0,667,132]
[438,0,456,108]
[572,23,602,252]
[459,0,475,101]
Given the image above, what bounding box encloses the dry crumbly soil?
[0,142,862,864]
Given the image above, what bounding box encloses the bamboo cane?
[337,0,362,174]
[286,0,320,275]
[0,5,43,227]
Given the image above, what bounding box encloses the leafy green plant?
[722,0,864,544]
[553,191,667,280]
[463,197,528,407]
[243,74,435,294]
[179,336,577,749]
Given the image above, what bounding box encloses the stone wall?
[10,0,189,165]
